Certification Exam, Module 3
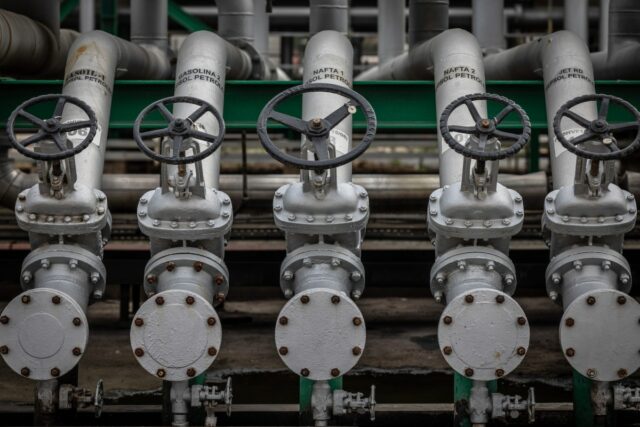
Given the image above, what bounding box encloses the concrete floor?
[0,296,593,406]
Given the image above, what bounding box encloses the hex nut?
[72,317,82,326]
[617,368,628,378]
[193,261,203,272]
[50,368,60,377]
[185,296,195,305]
[331,295,341,304]
[443,346,452,355]
[146,274,157,284]
[331,368,341,377]
[0,316,9,325]
[0,345,8,355]
[134,348,144,357]
[464,294,474,304]
[215,275,224,285]
[187,368,196,377]
[565,317,575,327]
[586,296,596,305]
[208,347,217,356]
[207,317,217,326]
[72,347,82,356]
[155,296,165,305]
[517,347,526,356]
[134,318,144,327]
[565,348,576,357]
[166,262,176,272]
[352,346,362,356]
[443,316,453,325]
[279,316,288,326]
[495,295,505,304]
[300,295,310,304]
[21,367,30,377]
[517,317,527,326]
[21,295,30,304]
[618,296,627,305]
[300,368,310,377]
[352,317,362,326]
[279,346,289,356]
[586,369,597,378]
[464,368,474,377]
[157,369,166,378]
[51,295,61,305]
[495,369,505,378]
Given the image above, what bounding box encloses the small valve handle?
[94,379,104,418]
[439,93,531,161]
[553,93,640,161]
[256,82,377,171]
[6,94,98,161]
[133,96,225,165]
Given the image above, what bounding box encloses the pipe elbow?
[432,28,484,59]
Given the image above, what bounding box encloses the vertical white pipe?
[79,0,95,33]
[472,0,506,53]
[378,0,406,65]
[564,0,589,42]
[600,0,609,51]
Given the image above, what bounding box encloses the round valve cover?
[130,289,221,381]
[0,288,89,380]
[560,289,640,381]
[438,288,530,381]
[275,288,366,381]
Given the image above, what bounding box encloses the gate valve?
[257,82,377,171]
[7,94,97,161]
[553,94,640,162]
[333,385,376,421]
[133,96,225,165]
[440,93,531,173]
[613,385,640,411]
[191,377,233,416]
[58,379,104,418]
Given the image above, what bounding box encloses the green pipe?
[573,369,594,426]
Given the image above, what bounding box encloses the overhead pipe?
[408,0,448,49]
[377,0,406,65]
[217,0,255,45]
[254,0,270,59]
[472,0,506,53]
[79,0,96,33]
[564,0,589,42]
[591,0,640,79]
[484,31,596,189]
[130,0,169,50]
[2,0,59,37]
[599,0,609,51]
[309,0,350,35]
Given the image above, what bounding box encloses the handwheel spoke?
[140,128,170,139]
[188,105,210,122]
[447,125,476,134]
[607,141,620,152]
[310,136,330,161]
[189,129,218,143]
[21,130,47,147]
[598,97,610,121]
[493,129,521,140]
[493,105,515,124]
[156,103,174,122]
[18,110,46,128]
[464,100,482,122]
[609,121,640,132]
[53,97,67,117]
[269,111,308,133]
[60,120,93,132]
[323,103,353,129]
[171,136,184,158]
[563,110,592,128]
[52,133,68,151]
[568,131,594,145]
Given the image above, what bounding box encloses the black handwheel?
[6,94,97,161]
[133,96,225,165]
[553,94,640,161]
[440,93,531,161]
[256,83,377,171]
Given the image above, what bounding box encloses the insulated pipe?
[472,0,506,53]
[564,0,589,42]
[591,0,640,79]
[408,0,449,49]
[170,31,232,190]
[302,30,354,184]
[61,31,172,190]
[130,0,168,50]
[309,0,350,36]
[357,29,487,186]
[217,0,255,45]
[377,0,406,65]
[2,0,59,38]
[0,10,77,77]
[254,0,270,58]
[599,0,609,51]
[484,31,597,189]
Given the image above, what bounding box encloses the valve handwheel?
[133,96,225,165]
[257,83,377,171]
[6,94,98,161]
[440,93,531,161]
[553,94,640,161]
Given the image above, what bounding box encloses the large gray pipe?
[564,0,589,42]
[130,0,168,50]
[484,31,597,189]
[591,0,640,79]
[0,10,77,77]
[378,0,406,65]
[79,0,95,33]
[472,0,506,53]
[303,31,354,184]
[599,0,609,51]
[254,0,270,58]
[357,29,487,186]
[309,0,350,35]
[217,0,255,45]
[170,31,235,190]
[408,0,448,49]
[2,0,59,37]
[61,31,172,190]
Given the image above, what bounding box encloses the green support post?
[453,373,497,427]
[299,377,343,423]
[100,0,118,35]
[60,0,80,22]
[168,0,211,32]
[573,369,595,426]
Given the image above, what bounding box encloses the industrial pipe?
[130,0,169,50]
[217,0,255,45]
[377,0,406,65]
[408,0,449,49]
[484,31,596,189]
[309,0,350,35]
[357,29,486,186]
[564,0,589,42]
[472,0,506,53]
